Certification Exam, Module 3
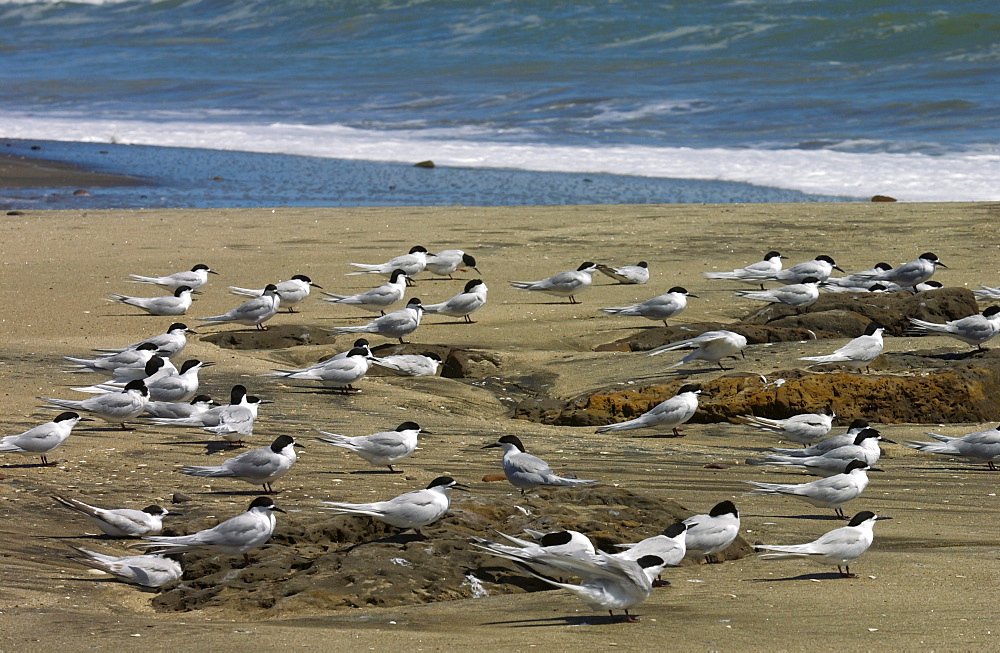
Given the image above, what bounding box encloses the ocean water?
[1,0,998,208]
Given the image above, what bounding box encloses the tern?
[596,261,649,285]
[321,269,407,314]
[768,419,872,457]
[66,546,183,589]
[421,279,488,323]
[127,263,218,291]
[197,283,281,330]
[757,511,889,578]
[703,250,785,289]
[749,428,890,477]
[799,322,884,371]
[736,277,821,308]
[143,394,218,420]
[316,421,422,472]
[744,459,870,518]
[92,322,196,357]
[599,287,695,326]
[738,411,835,445]
[328,298,424,344]
[424,249,480,278]
[229,274,321,313]
[348,246,428,285]
[510,262,597,304]
[741,254,843,285]
[0,412,85,466]
[267,346,371,392]
[484,435,597,493]
[595,384,701,436]
[907,305,1000,350]
[857,252,946,292]
[138,496,284,566]
[475,544,667,623]
[321,476,467,538]
[647,330,747,370]
[905,425,1000,470]
[108,285,197,316]
[368,352,442,377]
[52,494,173,537]
[682,501,740,563]
[179,435,301,493]
[40,380,149,429]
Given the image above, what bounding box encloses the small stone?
[172,492,193,504]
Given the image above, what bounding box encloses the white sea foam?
[3,112,998,201]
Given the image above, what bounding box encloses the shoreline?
[0,150,145,190]
[2,202,1000,650]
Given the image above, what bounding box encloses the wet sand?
[2,202,1000,650]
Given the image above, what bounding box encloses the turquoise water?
[1,0,998,206]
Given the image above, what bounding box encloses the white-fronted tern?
[139,496,284,566]
[52,494,172,537]
[67,546,183,588]
[179,435,301,493]
[41,380,149,429]
[757,510,889,578]
[329,298,424,344]
[744,459,870,518]
[321,269,407,314]
[369,352,441,377]
[703,250,785,288]
[475,544,667,623]
[907,305,1000,350]
[767,419,871,457]
[905,425,1000,470]
[750,428,890,477]
[596,261,649,285]
[109,285,197,316]
[424,249,480,278]
[736,277,821,307]
[858,252,946,292]
[128,263,218,291]
[484,435,598,493]
[744,254,843,285]
[422,279,488,323]
[348,246,428,284]
[321,476,468,538]
[316,421,422,472]
[599,287,695,326]
[595,384,701,436]
[197,283,281,330]
[93,322,196,357]
[683,501,740,563]
[647,330,748,370]
[0,412,85,466]
[510,262,597,304]
[738,411,835,445]
[799,322,884,371]
[144,394,217,420]
[229,274,321,313]
[267,345,371,392]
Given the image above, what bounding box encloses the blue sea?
[1,0,998,209]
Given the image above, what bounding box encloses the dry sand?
[2,198,1000,651]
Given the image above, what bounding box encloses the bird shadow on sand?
[751,513,846,521]
[481,614,634,627]
[750,571,851,583]
[151,439,245,454]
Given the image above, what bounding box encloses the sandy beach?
[3,195,1000,651]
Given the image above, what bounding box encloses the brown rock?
[151,487,751,613]
[518,362,1000,427]
[742,287,979,336]
[872,195,897,202]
